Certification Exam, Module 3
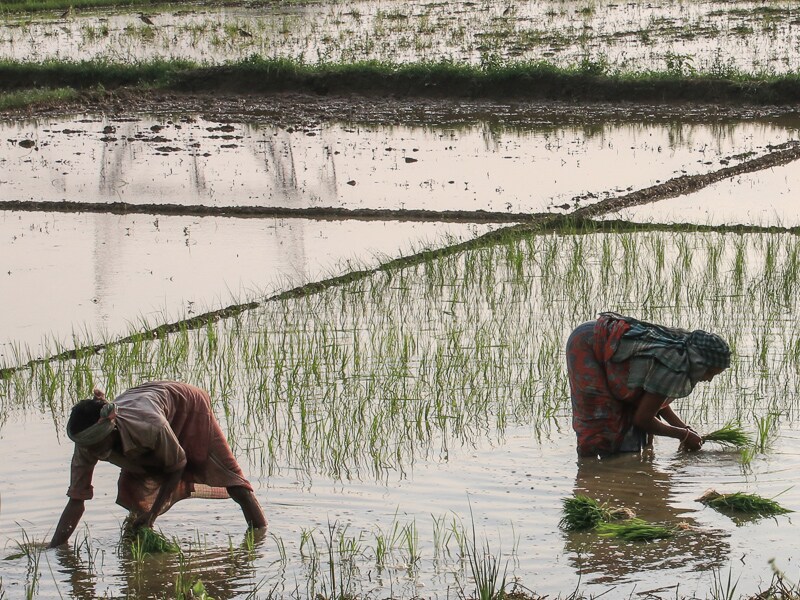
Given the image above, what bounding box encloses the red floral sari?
[566,316,645,456]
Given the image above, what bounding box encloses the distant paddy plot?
[2,114,796,213]
[604,158,800,227]
[2,0,800,72]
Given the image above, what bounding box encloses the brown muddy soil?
[5,88,800,129]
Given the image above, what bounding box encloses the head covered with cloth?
[66,389,118,448]
[566,312,731,457]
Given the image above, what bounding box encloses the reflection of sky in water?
[2,0,800,73]
[604,159,800,227]
[0,211,495,357]
[2,415,798,599]
[2,115,798,213]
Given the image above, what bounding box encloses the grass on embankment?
[3,57,800,105]
[0,0,187,13]
[0,87,81,110]
[0,0,297,13]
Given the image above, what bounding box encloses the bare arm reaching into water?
[634,392,702,451]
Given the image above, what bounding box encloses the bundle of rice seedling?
[559,495,610,531]
[701,423,752,448]
[698,490,792,515]
[559,495,636,531]
[131,527,180,554]
[595,518,675,541]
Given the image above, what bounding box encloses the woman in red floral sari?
[566,312,730,457]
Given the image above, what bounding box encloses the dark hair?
[67,398,106,436]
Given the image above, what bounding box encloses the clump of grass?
[559,494,635,531]
[131,527,180,554]
[701,422,752,448]
[595,518,675,541]
[698,490,792,515]
[0,87,79,110]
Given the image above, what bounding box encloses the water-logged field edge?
[4,57,800,105]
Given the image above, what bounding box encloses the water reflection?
[52,529,268,599]
[564,451,729,591]
[4,115,795,214]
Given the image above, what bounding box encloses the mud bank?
[5,88,800,128]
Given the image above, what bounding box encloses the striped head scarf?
[687,330,731,369]
[67,401,118,447]
[602,312,731,398]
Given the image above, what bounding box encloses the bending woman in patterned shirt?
[49,381,266,547]
[566,312,731,457]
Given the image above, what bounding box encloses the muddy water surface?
[605,158,800,227]
[1,413,798,599]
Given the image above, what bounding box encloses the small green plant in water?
[698,490,792,515]
[176,579,215,600]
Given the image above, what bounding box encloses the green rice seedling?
[595,518,675,541]
[6,529,45,599]
[299,527,317,559]
[400,520,420,567]
[465,536,507,600]
[560,495,610,531]
[701,422,752,448]
[559,494,634,531]
[754,411,780,452]
[130,527,180,555]
[739,445,756,468]
[462,509,507,600]
[175,579,215,600]
[698,490,792,515]
[269,532,287,568]
[431,513,453,560]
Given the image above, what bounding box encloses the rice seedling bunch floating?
[131,527,180,554]
[701,422,752,448]
[559,495,636,531]
[698,490,792,515]
[595,519,675,541]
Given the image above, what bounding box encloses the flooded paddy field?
[3,0,800,73]
[3,0,800,584]
[4,102,800,359]
[2,223,800,599]
[0,210,496,359]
